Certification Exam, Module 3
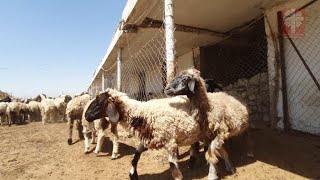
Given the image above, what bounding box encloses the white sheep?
[6,102,21,126]
[27,101,41,122]
[85,88,204,180]
[0,102,8,125]
[53,95,72,121]
[165,68,251,179]
[40,98,58,124]
[66,93,91,145]
[19,102,29,123]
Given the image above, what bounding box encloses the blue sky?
[0,0,127,98]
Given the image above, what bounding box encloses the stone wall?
[224,72,270,127]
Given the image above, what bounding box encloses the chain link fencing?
[280,1,320,135]
[97,0,320,135]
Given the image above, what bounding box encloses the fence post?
[117,48,122,91]
[102,71,105,91]
[277,11,290,131]
[164,0,176,83]
[95,81,99,96]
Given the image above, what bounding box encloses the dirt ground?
[0,122,319,180]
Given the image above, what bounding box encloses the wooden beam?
[122,17,228,38]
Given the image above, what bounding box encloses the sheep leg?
[67,118,74,145]
[168,145,183,180]
[84,132,91,154]
[76,120,84,140]
[188,142,200,169]
[42,112,47,125]
[206,136,224,180]
[91,129,97,144]
[129,143,144,180]
[94,127,105,155]
[111,123,119,159]
[217,147,235,173]
[8,112,12,126]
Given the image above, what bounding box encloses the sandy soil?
[0,122,319,180]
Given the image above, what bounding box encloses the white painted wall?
[176,50,195,73]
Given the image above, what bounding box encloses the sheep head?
[164,68,201,96]
[85,89,120,123]
[64,95,72,103]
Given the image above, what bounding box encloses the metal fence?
[97,0,320,135]
[200,18,271,128]
[279,0,320,135]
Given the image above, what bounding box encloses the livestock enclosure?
[89,0,320,135]
[1,0,320,180]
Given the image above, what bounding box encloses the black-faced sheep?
[85,88,206,180]
[164,68,251,179]
[82,101,119,159]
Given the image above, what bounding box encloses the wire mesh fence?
[199,18,271,128]
[280,1,320,135]
[96,0,319,134]
[121,28,167,101]
[101,2,167,101]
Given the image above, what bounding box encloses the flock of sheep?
[0,68,253,180]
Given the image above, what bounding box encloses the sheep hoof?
[67,139,72,145]
[94,150,99,155]
[111,153,119,160]
[129,170,138,180]
[188,156,196,169]
[85,147,90,154]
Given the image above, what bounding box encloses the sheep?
[85,88,210,180]
[66,93,91,145]
[0,96,12,102]
[6,102,21,126]
[19,102,29,124]
[40,98,58,124]
[0,102,8,125]
[27,101,41,122]
[53,95,72,121]
[205,79,223,93]
[82,100,119,159]
[164,68,251,179]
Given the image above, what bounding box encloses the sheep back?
[206,92,249,137]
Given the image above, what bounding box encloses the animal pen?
[88,0,320,135]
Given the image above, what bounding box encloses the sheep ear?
[188,79,196,93]
[106,102,119,123]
